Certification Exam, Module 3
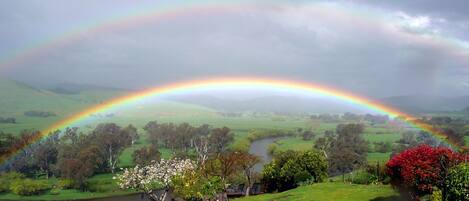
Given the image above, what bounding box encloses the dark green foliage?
[87,180,115,193]
[445,163,469,201]
[327,124,368,176]
[262,149,328,192]
[9,179,50,196]
[302,130,315,141]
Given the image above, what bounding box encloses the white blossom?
[115,158,195,193]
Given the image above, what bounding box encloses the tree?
[327,124,368,178]
[33,131,59,178]
[115,159,195,201]
[209,127,234,155]
[262,150,328,192]
[172,168,224,201]
[132,146,161,166]
[144,121,160,146]
[236,152,260,196]
[122,124,139,145]
[386,145,467,200]
[91,123,132,173]
[193,136,210,166]
[302,130,315,141]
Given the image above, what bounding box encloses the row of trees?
[144,121,234,158]
[0,123,138,189]
[0,117,16,124]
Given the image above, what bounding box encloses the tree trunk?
[147,189,168,201]
[109,145,114,173]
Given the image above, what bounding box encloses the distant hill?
[168,94,373,113]
[0,79,128,116]
[50,82,129,95]
[0,79,217,133]
[380,94,469,113]
[168,93,469,114]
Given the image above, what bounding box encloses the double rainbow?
[0,77,459,166]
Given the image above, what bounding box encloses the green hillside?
[235,183,399,201]
[0,79,218,134]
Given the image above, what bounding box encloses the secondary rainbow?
[1,1,467,71]
[0,77,458,166]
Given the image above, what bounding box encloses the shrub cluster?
[0,172,25,193]
[10,179,50,196]
[263,149,328,192]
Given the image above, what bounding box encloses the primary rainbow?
[0,77,458,165]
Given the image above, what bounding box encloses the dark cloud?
[1,0,468,98]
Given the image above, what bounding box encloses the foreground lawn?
[235,182,399,201]
[0,190,135,201]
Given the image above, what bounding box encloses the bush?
[10,179,50,196]
[57,179,74,189]
[445,163,469,201]
[262,149,328,192]
[386,145,466,200]
[347,171,377,185]
[0,172,26,193]
[365,163,390,184]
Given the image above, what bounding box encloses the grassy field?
[234,182,399,201]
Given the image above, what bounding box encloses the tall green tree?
[327,124,368,178]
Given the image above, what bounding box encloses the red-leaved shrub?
[386,144,467,200]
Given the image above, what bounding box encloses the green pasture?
[234,182,399,201]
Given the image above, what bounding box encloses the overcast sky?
[0,0,468,98]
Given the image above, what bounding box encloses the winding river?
[248,137,286,172]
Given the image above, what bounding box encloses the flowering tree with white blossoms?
[115,158,195,201]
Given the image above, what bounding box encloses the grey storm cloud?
[0,0,468,97]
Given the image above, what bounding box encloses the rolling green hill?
[0,79,218,134]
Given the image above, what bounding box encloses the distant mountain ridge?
[49,82,129,94]
[169,94,469,114]
[380,94,469,113]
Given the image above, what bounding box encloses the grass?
[367,152,391,163]
[0,190,135,201]
[234,182,399,201]
[0,174,135,201]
